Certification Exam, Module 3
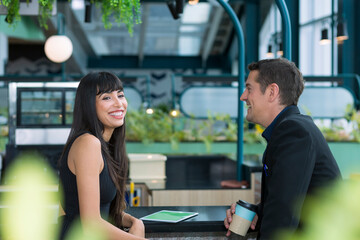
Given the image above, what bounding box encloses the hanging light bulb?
[320,28,331,45]
[266,45,274,58]
[44,14,73,63]
[277,43,283,56]
[336,21,348,42]
[84,0,92,23]
[188,0,199,5]
[44,35,73,63]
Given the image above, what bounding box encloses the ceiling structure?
[5,0,271,75]
[55,0,243,74]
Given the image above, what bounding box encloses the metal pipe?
[171,74,176,109]
[275,0,292,61]
[331,0,335,76]
[57,13,67,81]
[146,75,151,108]
[217,0,245,181]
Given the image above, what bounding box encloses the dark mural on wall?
[6,57,61,76]
[6,52,223,109]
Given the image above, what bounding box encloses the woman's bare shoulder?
[69,133,103,170]
[73,133,100,147]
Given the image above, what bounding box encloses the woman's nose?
[113,97,122,107]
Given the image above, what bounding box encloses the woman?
[58,72,146,240]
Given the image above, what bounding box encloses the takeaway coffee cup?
[229,200,258,236]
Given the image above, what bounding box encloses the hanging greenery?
[94,0,142,36]
[0,0,142,35]
[0,0,54,29]
[38,0,55,29]
[1,0,21,25]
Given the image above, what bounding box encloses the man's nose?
[240,91,247,101]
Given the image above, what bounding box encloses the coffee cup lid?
[236,199,258,213]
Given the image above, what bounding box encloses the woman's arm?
[68,134,146,240]
[122,213,145,238]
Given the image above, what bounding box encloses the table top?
[127,206,229,233]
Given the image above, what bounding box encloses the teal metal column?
[331,0,335,76]
[275,0,292,61]
[57,13,66,81]
[356,0,360,75]
[285,0,299,66]
[245,0,260,67]
[171,74,176,109]
[341,0,355,74]
[146,75,151,108]
[217,0,245,181]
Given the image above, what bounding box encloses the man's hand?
[224,203,236,237]
[250,214,258,230]
[224,203,258,237]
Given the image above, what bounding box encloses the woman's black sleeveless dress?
[58,132,116,240]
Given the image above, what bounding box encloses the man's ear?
[268,83,280,102]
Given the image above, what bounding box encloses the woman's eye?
[118,94,124,98]
[102,96,110,100]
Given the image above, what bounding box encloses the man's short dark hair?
[248,58,305,106]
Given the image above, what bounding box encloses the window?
[299,0,338,75]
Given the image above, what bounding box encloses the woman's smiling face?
[95,89,127,139]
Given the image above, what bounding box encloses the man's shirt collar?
[261,105,296,142]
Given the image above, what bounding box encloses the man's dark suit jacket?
[257,106,341,239]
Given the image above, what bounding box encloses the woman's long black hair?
[60,71,128,227]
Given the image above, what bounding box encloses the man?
[224,58,341,239]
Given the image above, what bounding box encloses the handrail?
[217,0,245,181]
[275,0,292,61]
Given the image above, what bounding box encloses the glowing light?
[170,109,180,117]
[188,0,199,5]
[44,35,73,63]
[146,108,154,115]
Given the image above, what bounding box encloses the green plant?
[125,104,360,148]
[304,104,360,143]
[214,113,238,142]
[276,180,360,240]
[196,112,218,152]
[125,108,267,146]
[126,107,180,148]
[94,0,142,36]
[344,104,360,142]
[38,0,54,29]
[0,0,141,35]
[0,0,54,29]
[181,114,201,142]
[243,120,266,144]
[317,122,352,142]
[1,0,21,25]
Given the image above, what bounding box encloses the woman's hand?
[128,218,145,238]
